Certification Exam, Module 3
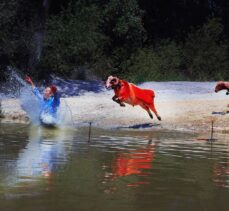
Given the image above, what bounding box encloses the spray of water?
[0,67,27,98]
[1,67,74,127]
[58,99,74,127]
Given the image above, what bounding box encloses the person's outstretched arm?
[25,76,43,101]
[25,75,35,89]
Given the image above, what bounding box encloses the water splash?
[0,67,28,98]
[20,86,41,124]
[1,67,74,127]
[57,98,74,127]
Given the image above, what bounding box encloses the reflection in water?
[213,162,229,188]
[105,140,156,187]
[2,125,229,211]
[7,126,74,189]
[113,141,155,177]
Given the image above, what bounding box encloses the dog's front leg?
[112,96,125,107]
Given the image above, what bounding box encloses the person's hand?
[25,75,33,84]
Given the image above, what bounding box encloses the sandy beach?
[1,82,229,133]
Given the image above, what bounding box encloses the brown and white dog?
[215,81,229,108]
[105,76,161,121]
[215,81,229,94]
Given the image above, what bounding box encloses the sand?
[1,82,229,133]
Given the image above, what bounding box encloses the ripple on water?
[1,125,229,211]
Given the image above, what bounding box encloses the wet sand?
[1,83,229,133]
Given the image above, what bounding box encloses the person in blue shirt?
[25,76,60,125]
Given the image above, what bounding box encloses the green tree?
[183,18,229,80]
[124,40,183,82]
[0,0,44,71]
[0,0,18,66]
[40,1,107,75]
[101,0,146,73]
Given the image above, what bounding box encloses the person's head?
[43,85,57,99]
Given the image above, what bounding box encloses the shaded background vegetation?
[1,0,229,82]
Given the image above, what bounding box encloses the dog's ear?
[111,77,119,85]
[111,78,116,82]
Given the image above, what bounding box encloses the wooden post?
[88,122,92,143]
[0,100,3,118]
[210,120,214,140]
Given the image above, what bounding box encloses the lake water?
[0,123,229,211]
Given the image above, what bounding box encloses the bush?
[40,0,146,79]
[123,18,229,82]
[40,2,107,76]
[123,40,183,82]
[183,18,229,80]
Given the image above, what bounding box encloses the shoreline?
[1,89,229,133]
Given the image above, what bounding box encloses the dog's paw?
[157,116,162,121]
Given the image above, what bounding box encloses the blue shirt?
[33,87,60,118]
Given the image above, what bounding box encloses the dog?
[215,81,229,109]
[105,76,161,121]
[215,81,229,94]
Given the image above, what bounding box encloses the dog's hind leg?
[148,100,161,121]
[140,104,153,119]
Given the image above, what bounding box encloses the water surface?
[0,123,229,211]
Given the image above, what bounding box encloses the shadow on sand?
[117,123,161,129]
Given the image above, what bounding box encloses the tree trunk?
[28,0,51,71]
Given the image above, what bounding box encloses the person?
[25,75,60,125]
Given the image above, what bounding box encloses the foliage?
[40,0,145,77]
[0,0,40,70]
[40,2,106,76]
[122,19,229,82]
[183,19,229,80]
[1,1,229,81]
[0,0,18,65]
[102,0,145,47]
[123,40,183,82]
